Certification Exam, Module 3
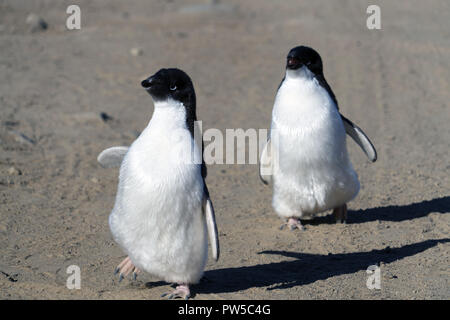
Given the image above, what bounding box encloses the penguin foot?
[280,218,304,231]
[333,204,348,224]
[114,256,141,282]
[161,284,191,300]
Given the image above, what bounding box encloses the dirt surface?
[0,0,449,299]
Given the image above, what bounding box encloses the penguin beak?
[141,76,154,89]
[287,57,302,70]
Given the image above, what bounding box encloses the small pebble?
[3,120,19,127]
[26,13,48,32]
[100,112,113,122]
[130,47,143,56]
[7,167,22,176]
[8,130,36,146]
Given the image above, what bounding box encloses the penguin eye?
[170,84,177,91]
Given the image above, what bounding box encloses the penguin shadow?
[303,196,450,226]
[144,280,167,289]
[197,238,449,294]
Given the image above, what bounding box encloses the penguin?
[259,46,377,230]
[100,68,219,299]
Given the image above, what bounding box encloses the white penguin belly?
[109,107,207,284]
[271,76,359,218]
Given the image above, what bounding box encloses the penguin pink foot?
[114,256,141,282]
[280,217,304,231]
[161,284,191,300]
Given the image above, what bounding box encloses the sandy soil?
[0,0,449,299]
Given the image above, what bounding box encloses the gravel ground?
[0,0,449,299]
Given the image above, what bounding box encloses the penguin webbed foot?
[280,217,304,231]
[161,284,191,300]
[114,256,141,282]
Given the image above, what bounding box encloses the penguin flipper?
[97,146,129,168]
[259,138,272,185]
[204,196,219,262]
[341,114,377,162]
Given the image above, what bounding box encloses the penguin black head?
[141,68,198,137]
[141,68,196,108]
[286,46,323,75]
